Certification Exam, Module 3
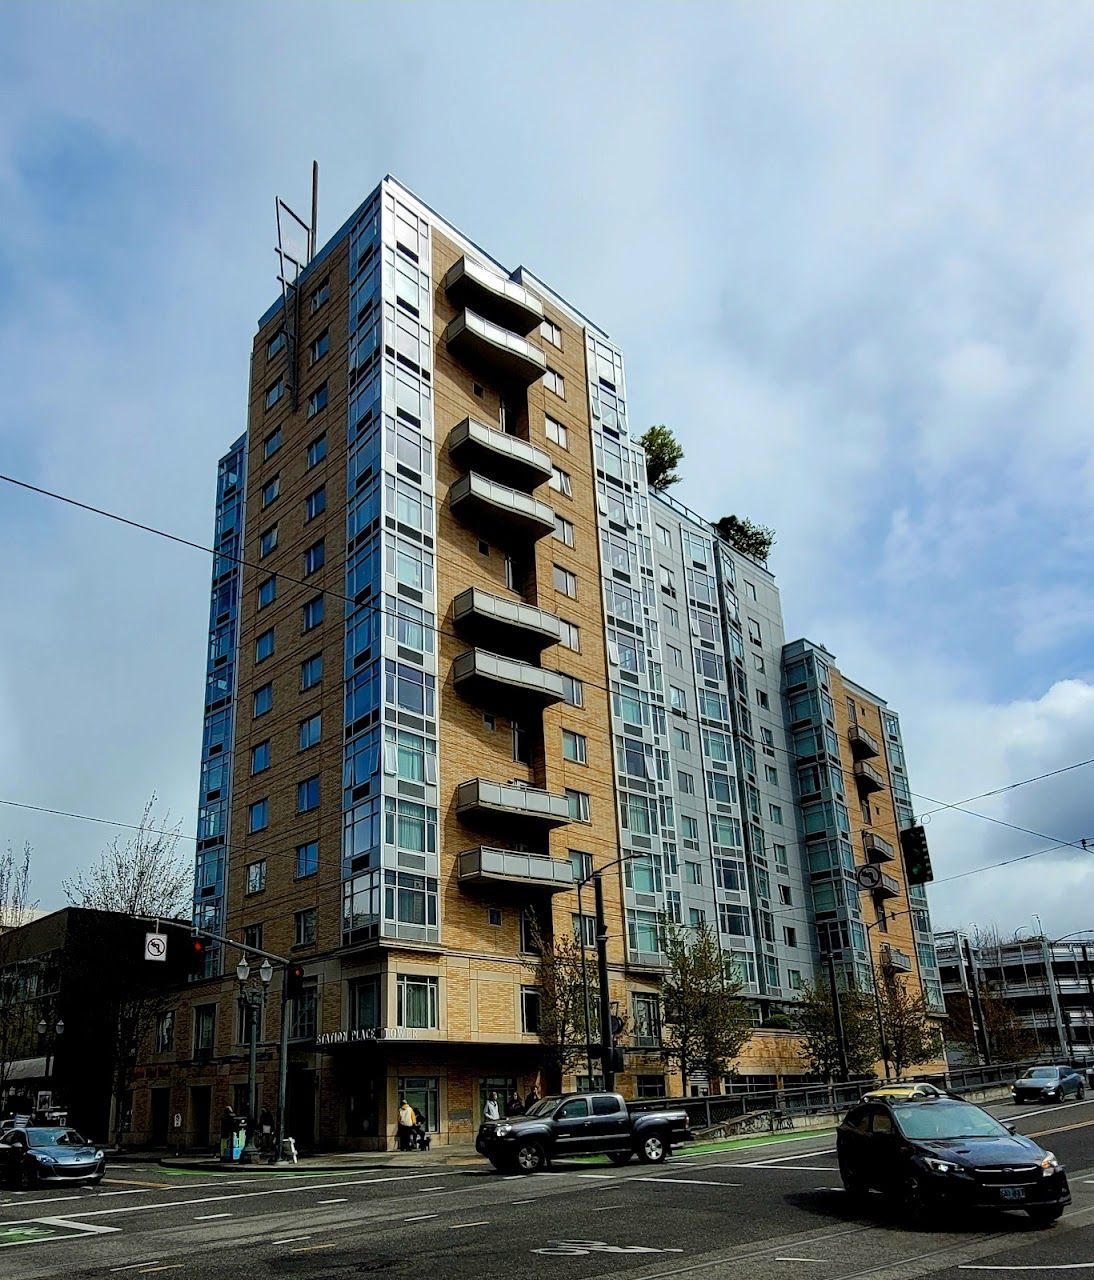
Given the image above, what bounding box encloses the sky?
[0,1,1092,939]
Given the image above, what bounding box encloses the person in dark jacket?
[506,1091,525,1117]
[524,1085,540,1111]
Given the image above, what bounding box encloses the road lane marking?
[511,1199,537,1204]
[738,1164,838,1172]
[271,1235,312,1244]
[576,1173,615,1179]
[193,1213,231,1220]
[316,1198,347,1205]
[777,1259,827,1264]
[135,1268,182,1275]
[451,1220,491,1229]
[638,1177,741,1186]
[1028,1117,1094,1138]
[405,1213,438,1221]
[961,1267,1094,1272]
[291,1243,336,1254]
[110,1265,161,1273]
[416,1185,446,1192]
[592,1205,620,1212]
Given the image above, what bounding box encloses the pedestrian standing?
[506,1091,525,1117]
[397,1098,417,1151]
[483,1091,501,1122]
[259,1106,274,1154]
[525,1085,540,1111]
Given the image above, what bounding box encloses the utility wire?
[916,758,1094,819]
[2,470,1090,857]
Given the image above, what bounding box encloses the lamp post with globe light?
[236,956,273,1163]
[36,1017,64,1113]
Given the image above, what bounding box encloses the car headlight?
[94,1151,104,1161]
[494,1123,511,1138]
[1039,1152,1058,1176]
[923,1157,959,1175]
[35,1154,56,1165]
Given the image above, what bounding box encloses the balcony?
[455,778,572,830]
[447,417,552,492]
[875,871,901,899]
[853,760,886,794]
[862,831,895,862]
[443,256,543,335]
[848,723,881,759]
[453,648,565,713]
[452,587,561,657]
[458,846,574,894]
[880,943,913,972]
[449,472,555,540]
[444,310,548,386]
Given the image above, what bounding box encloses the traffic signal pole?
[274,981,291,1165]
[594,873,615,1092]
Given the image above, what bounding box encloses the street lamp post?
[36,1017,64,1113]
[236,956,273,1164]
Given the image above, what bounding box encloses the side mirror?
[1005,1122,1017,1135]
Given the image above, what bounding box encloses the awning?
[3,1057,46,1082]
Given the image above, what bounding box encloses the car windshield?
[894,1104,1006,1141]
[524,1096,562,1118]
[26,1128,87,1148]
[1023,1068,1058,1079]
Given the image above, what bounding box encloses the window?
[765,765,779,785]
[303,595,325,631]
[521,986,542,1033]
[297,776,320,813]
[747,618,762,645]
[154,1010,174,1054]
[666,605,679,628]
[259,526,278,558]
[242,922,263,954]
[784,926,798,948]
[660,567,676,597]
[299,714,322,750]
[303,539,325,575]
[754,654,766,673]
[290,982,318,1040]
[756,689,770,710]
[560,674,584,706]
[248,800,268,834]
[263,427,282,460]
[656,524,672,548]
[307,381,328,418]
[396,974,438,1029]
[264,378,285,410]
[684,861,703,885]
[678,770,695,795]
[788,969,803,991]
[553,514,575,546]
[689,907,706,928]
[718,904,750,937]
[296,841,318,878]
[570,912,596,948]
[669,685,687,712]
[253,682,272,717]
[309,329,330,364]
[540,319,562,348]
[543,367,565,397]
[261,475,280,508]
[251,741,270,774]
[307,433,327,468]
[769,804,783,824]
[562,729,587,764]
[553,565,577,597]
[300,654,323,690]
[258,575,277,609]
[549,465,572,497]
[774,842,789,870]
[246,859,266,893]
[255,628,275,662]
[194,1005,215,1057]
[294,908,316,946]
[745,580,758,601]
[545,415,568,447]
[681,814,700,841]
[570,849,593,880]
[668,644,683,667]
[778,883,792,905]
[559,619,581,651]
[565,789,591,822]
[672,727,691,751]
[266,329,286,361]
[637,1074,666,1099]
[632,992,662,1047]
[305,486,327,521]
[309,278,330,313]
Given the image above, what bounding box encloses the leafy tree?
[660,920,752,1092]
[794,978,879,1080]
[714,515,776,564]
[0,842,36,1107]
[527,917,594,1093]
[63,796,189,1145]
[878,965,942,1077]
[638,425,684,491]
[945,984,1036,1065]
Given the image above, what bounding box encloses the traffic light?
[188,935,209,977]
[285,963,306,999]
[900,825,934,885]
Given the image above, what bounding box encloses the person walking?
[524,1085,540,1111]
[397,1098,417,1151]
[483,1091,501,1122]
[506,1091,525,1117]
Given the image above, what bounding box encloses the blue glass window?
[258,576,277,609]
[266,330,286,360]
[306,382,328,419]
[249,798,269,833]
[296,841,319,878]
[263,427,282,460]
[304,540,325,576]
[297,776,320,813]
[303,595,325,631]
[253,683,273,717]
[306,434,327,468]
[265,378,284,410]
[251,740,270,774]
[310,329,330,364]
[261,476,280,508]
[305,486,326,522]
[300,654,323,690]
[259,526,278,557]
[299,714,321,750]
[255,628,275,662]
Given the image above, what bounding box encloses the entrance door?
[286,1069,316,1149]
[150,1088,170,1145]
[190,1085,212,1150]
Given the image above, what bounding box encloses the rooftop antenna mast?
[274,162,319,412]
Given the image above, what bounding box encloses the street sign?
[173,1112,182,1130]
[36,1090,52,1112]
[854,863,883,892]
[144,932,168,962]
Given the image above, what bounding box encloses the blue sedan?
[0,1126,105,1188]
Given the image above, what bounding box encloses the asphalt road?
[2,1095,1094,1280]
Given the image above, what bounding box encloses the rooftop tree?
[638,425,684,491]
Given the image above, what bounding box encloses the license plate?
[999,1187,1026,1201]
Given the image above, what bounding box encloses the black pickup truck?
[476,1092,692,1173]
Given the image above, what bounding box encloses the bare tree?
[63,796,189,1145]
[661,920,752,1093]
[0,842,36,1107]
[527,916,593,1093]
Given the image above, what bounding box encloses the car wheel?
[18,1163,36,1191]
[638,1132,667,1164]
[840,1164,867,1197]
[515,1141,546,1174]
[608,1152,632,1166]
[1077,1086,1085,1101]
[1026,1206,1063,1227]
[901,1175,928,1228]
